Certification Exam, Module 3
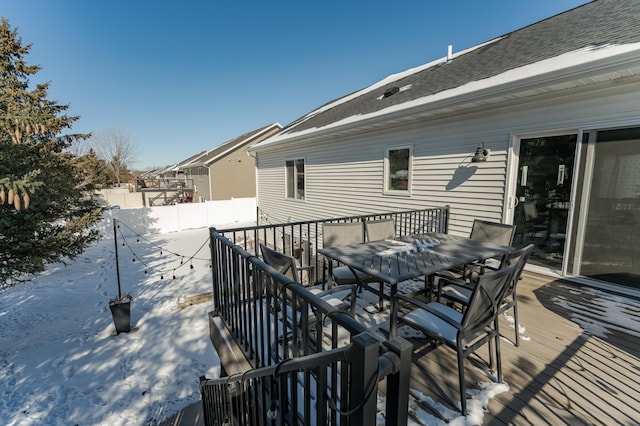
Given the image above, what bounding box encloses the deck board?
[398,272,640,425]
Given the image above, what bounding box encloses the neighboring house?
[178,123,282,202]
[135,151,205,206]
[249,0,640,291]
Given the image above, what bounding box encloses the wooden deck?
[176,271,639,425]
[403,272,640,425]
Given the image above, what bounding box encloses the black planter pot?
[109,301,131,334]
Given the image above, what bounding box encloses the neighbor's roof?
[157,150,207,174]
[254,0,640,149]
[177,122,282,169]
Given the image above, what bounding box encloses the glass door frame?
[504,128,584,276]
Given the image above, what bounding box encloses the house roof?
[252,0,640,150]
[158,150,207,174]
[176,122,282,170]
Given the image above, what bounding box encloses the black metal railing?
[203,207,449,425]
[200,332,412,426]
[217,206,450,285]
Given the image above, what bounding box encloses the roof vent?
[383,86,400,98]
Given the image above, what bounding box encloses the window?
[286,159,305,200]
[385,145,412,193]
[198,167,204,182]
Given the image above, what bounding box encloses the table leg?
[425,275,435,302]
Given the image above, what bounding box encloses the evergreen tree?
[72,148,112,189]
[0,17,103,288]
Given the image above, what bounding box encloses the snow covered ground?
[0,227,220,425]
[1,225,512,426]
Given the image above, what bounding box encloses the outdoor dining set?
[259,217,533,415]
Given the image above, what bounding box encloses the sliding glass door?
[579,128,640,287]
[512,134,577,272]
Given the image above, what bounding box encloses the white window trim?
[285,157,306,201]
[383,144,413,196]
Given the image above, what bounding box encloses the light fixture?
[471,143,489,162]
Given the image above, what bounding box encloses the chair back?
[260,243,300,283]
[470,219,516,246]
[498,243,534,294]
[322,222,364,248]
[365,218,396,241]
[461,263,518,331]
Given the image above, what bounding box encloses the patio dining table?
[318,232,512,311]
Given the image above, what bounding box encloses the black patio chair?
[437,244,534,347]
[260,243,357,316]
[322,222,377,288]
[260,243,358,360]
[470,219,517,246]
[456,219,517,281]
[390,262,518,415]
[364,218,396,241]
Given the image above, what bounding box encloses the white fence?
[97,197,257,238]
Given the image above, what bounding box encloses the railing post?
[385,337,412,426]
[349,332,380,426]
[444,204,450,233]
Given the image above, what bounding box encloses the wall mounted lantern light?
[471,143,489,162]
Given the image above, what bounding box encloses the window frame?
[383,144,413,196]
[285,158,305,200]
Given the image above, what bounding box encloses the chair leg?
[488,335,495,369]
[458,349,467,415]
[495,325,503,384]
[513,305,520,347]
[513,295,520,347]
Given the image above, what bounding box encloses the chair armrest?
[298,264,316,285]
[315,284,356,298]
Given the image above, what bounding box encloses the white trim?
[383,144,413,196]
[285,157,306,201]
[206,123,282,166]
[572,130,597,275]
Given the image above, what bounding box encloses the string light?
[114,219,212,281]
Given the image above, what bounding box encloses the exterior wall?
[192,166,211,202]
[209,147,256,201]
[255,79,640,237]
[98,187,144,209]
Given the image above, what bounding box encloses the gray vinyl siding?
[256,79,640,237]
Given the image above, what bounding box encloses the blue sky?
[3,1,588,169]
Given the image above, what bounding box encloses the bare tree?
[90,129,139,186]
